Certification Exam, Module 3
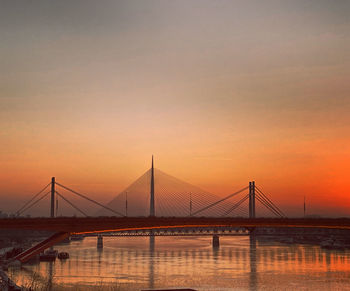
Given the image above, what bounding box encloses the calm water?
[9,235,350,290]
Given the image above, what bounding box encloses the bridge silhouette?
[14,156,285,219]
[1,157,349,264]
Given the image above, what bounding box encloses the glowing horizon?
[1,0,349,217]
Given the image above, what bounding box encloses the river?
[8,235,350,290]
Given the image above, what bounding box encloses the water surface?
[9,235,350,290]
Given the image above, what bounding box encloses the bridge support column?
[212,234,220,248]
[97,235,103,249]
[249,181,255,219]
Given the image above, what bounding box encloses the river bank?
[0,268,23,291]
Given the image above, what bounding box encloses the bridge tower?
[249,181,255,218]
[149,155,155,217]
[50,177,55,218]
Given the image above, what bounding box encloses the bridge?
[13,157,286,219]
[1,157,346,264]
[2,216,350,264]
[3,217,350,233]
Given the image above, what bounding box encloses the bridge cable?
[224,198,249,217]
[255,192,284,217]
[15,183,51,215]
[222,194,249,217]
[158,184,225,217]
[192,188,249,217]
[255,194,281,217]
[222,197,248,217]
[206,194,241,217]
[232,196,250,216]
[223,196,249,217]
[190,191,238,217]
[255,187,286,217]
[176,192,193,216]
[255,190,284,217]
[55,182,125,217]
[183,188,234,216]
[234,204,249,217]
[255,191,283,217]
[190,186,249,217]
[17,191,51,215]
[155,185,179,216]
[154,184,175,216]
[55,191,89,217]
[159,183,222,215]
[161,187,187,216]
[156,190,166,216]
[177,191,212,216]
[255,194,283,217]
[255,186,285,216]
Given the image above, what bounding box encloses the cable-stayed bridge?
[15,157,285,219]
[2,157,349,264]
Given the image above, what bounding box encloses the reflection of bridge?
[1,157,347,264]
[17,235,347,290]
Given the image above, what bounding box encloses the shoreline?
[0,267,23,291]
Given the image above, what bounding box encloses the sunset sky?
[1,0,349,216]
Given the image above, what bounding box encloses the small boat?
[40,249,58,261]
[58,252,69,260]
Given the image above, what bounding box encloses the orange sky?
[1,1,349,216]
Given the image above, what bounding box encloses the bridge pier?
[212,234,220,248]
[97,235,103,249]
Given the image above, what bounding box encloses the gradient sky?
[1,0,349,216]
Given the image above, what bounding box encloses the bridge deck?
[1,217,350,234]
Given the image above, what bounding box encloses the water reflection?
[10,236,350,290]
[249,234,257,291]
[149,235,155,289]
[47,261,53,291]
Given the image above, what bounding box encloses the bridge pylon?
[149,156,155,217]
[249,181,255,218]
